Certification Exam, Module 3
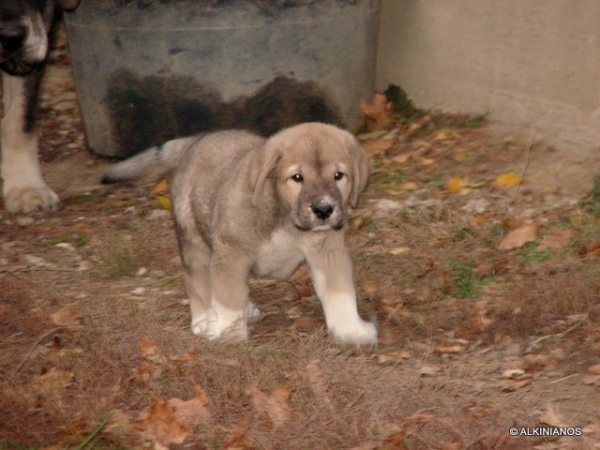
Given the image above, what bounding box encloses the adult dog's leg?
[1,70,60,213]
[306,233,378,347]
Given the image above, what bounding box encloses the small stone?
[131,287,146,296]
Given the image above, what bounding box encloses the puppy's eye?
[291,174,303,182]
[334,172,345,181]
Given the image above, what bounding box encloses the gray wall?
[376,0,600,154]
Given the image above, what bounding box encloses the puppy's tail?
[101,136,200,184]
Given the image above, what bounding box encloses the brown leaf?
[578,240,600,257]
[50,303,83,329]
[168,395,211,427]
[306,359,336,414]
[363,138,395,156]
[219,418,252,450]
[539,403,570,428]
[139,336,166,364]
[136,397,190,450]
[381,431,408,450]
[249,385,291,427]
[538,228,575,250]
[35,367,74,393]
[361,92,393,129]
[496,224,537,250]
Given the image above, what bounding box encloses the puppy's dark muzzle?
[312,201,334,220]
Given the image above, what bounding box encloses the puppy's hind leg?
[207,244,256,342]
[1,71,60,213]
[177,229,213,337]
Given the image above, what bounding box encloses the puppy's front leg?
[207,246,257,342]
[1,71,60,213]
[306,234,377,347]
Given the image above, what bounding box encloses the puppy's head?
[249,123,369,232]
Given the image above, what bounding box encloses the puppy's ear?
[249,141,280,206]
[348,137,370,208]
[57,0,81,10]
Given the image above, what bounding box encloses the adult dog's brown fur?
[102,123,378,346]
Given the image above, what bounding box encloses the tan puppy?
[102,123,377,346]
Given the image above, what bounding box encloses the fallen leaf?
[156,196,172,210]
[150,179,170,195]
[433,345,465,355]
[538,228,575,250]
[381,431,408,450]
[249,385,292,427]
[392,154,410,164]
[306,359,337,414]
[539,404,570,428]
[363,138,395,156]
[136,397,189,450]
[434,129,461,141]
[496,224,537,250]
[578,240,600,257]
[447,176,463,194]
[376,350,411,365]
[219,418,252,450]
[50,303,83,329]
[168,395,211,426]
[588,363,600,375]
[139,336,167,364]
[389,247,410,255]
[495,173,524,188]
[361,92,393,129]
[139,336,159,358]
[419,157,435,165]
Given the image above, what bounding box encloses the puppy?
[102,123,378,346]
[0,0,80,213]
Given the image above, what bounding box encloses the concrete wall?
[376,0,600,155]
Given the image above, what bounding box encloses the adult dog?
[102,123,378,347]
[0,0,79,213]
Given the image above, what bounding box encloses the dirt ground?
[2,26,600,450]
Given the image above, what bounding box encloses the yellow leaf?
[399,181,419,191]
[419,157,435,165]
[495,173,524,188]
[391,154,409,164]
[389,247,410,255]
[157,196,172,210]
[150,179,170,194]
[447,176,463,194]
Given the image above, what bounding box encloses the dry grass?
[3,106,600,449]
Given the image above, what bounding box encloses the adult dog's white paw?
[5,186,61,213]
[330,319,378,347]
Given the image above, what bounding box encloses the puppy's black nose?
[312,202,334,220]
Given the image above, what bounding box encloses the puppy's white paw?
[330,319,378,347]
[190,303,250,342]
[5,186,60,213]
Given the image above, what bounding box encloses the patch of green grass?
[447,259,488,299]
[71,194,107,205]
[0,441,39,450]
[579,178,600,214]
[516,242,553,265]
[95,224,155,278]
[384,84,423,122]
[36,232,90,248]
